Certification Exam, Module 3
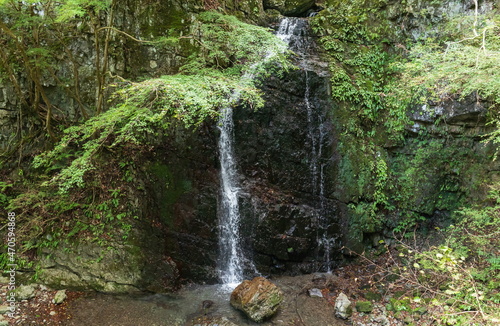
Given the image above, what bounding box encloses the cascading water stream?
[217,24,289,288]
[217,16,333,287]
[217,105,245,287]
[281,17,334,272]
[305,71,332,272]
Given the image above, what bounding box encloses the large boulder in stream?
[230,277,284,322]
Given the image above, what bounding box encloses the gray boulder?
[15,285,36,301]
[334,292,352,319]
[308,288,323,298]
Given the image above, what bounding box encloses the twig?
[97,26,154,44]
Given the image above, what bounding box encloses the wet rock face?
[234,68,344,275]
[264,0,316,16]
[230,277,284,322]
[235,70,334,194]
[105,40,344,285]
[144,125,221,284]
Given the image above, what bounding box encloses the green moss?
[315,0,497,236]
[355,300,373,313]
[138,3,190,37]
[149,162,191,226]
[268,291,284,306]
[365,291,382,301]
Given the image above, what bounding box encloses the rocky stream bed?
[0,252,442,326]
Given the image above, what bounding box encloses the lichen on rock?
[230,276,284,322]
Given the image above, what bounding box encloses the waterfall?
[217,24,288,288]
[305,71,332,272]
[280,17,334,272]
[276,17,310,55]
[217,17,333,286]
[217,105,245,287]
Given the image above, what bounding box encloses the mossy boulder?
[14,285,36,301]
[230,277,284,322]
[37,237,179,293]
[53,290,67,304]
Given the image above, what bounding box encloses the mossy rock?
[365,291,382,301]
[230,277,284,322]
[263,0,316,16]
[355,301,373,313]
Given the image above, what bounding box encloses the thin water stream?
[217,105,245,287]
[217,16,335,286]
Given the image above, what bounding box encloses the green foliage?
[315,2,500,237]
[395,242,500,325]
[311,0,407,140]
[389,18,500,104]
[387,13,500,151]
[390,138,466,215]
[182,11,292,77]
[450,190,500,265]
[55,0,112,22]
[348,202,383,234]
[312,0,411,232]
[33,73,266,193]
[0,0,118,138]
[0,181,13,206]
[32,12,290,194]
[380,183,500,324]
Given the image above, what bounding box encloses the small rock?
[308,288,323,298]
[53,290,67,304]
[49,311,57,316]
[404,316,413,324]
[0,306,9,314]
[356,301,373,313]
[230,277,284,322]
[15,285,36,301]
[372,314,390,325]
[334,292,352,319]
[202,300,214,309]
[39,284,49,291]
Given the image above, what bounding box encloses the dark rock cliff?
[2,0,499,293]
